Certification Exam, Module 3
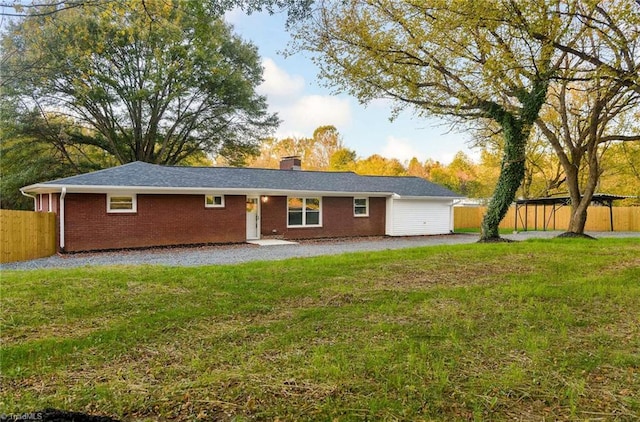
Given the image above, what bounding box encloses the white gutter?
[60,187,66,251]
[390,195,466,200]
[20,184,399,198]
[20,188,37,210]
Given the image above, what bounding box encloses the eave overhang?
[21,183,395,198]
[22,183,464,201]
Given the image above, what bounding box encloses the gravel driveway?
[2,231,638,271]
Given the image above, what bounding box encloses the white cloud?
[437,152,457,165]
[378,134,480,165]
[284,95,351,131]
[255,58,352,138]
[381,136,428,163]
[258,58,305,99]
[273,95,352,138]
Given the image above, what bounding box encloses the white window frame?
[287,197,322,228]
[107,193,137,213]
[204,194,225,208]
[354,197,369,217]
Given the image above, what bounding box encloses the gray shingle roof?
[26,161,462,198]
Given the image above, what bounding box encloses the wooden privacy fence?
[454,206,640,232]
[0,210,56,263]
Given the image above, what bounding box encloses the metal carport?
[514,194,627,232]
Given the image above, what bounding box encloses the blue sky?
[226,9,478,165]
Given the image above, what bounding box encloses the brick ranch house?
[21,158,463,253]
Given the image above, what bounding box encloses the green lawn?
[1,238,639,421]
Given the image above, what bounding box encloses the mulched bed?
[476,237,516,243]
[555,231,598,239]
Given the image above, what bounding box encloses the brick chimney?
[280,156,302,170]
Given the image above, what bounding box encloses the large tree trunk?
[479,79,550,241]
[480,117,527,241]
[567,205,589,233]
[565,164,592,234]
[564,117,601,235]
[565,169,599,234]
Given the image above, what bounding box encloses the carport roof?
[515,194,629,206]
[22,161,463,199]
[514,193,632,232]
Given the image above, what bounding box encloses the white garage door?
[386,199,453,236]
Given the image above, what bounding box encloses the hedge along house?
[21,158,463,253]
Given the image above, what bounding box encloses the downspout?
[60,187,67,251]
[20,188,37,210]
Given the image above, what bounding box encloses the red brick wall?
[48,193,386,252]
[260,196,287,236]
[261,196,386,239]
[62,193,246,252]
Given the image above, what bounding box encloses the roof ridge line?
[169,165,358,175]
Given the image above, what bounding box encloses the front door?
[246,197,260,240]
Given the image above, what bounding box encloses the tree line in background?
[4,114,638,209]
[237,125,640,206]
[1,1,639,239]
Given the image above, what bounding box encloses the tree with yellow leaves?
[291,0,639,240]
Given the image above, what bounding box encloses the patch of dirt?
[322,292,371,307]
[368,259,535,291]
[602,256,640,272]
